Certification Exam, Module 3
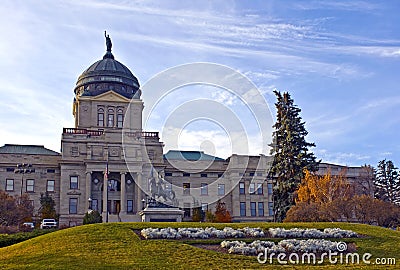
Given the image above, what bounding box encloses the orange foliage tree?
[214,200,232,223]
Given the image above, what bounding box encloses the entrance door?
[114,200,121,214]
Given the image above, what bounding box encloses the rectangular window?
[70,176,78,189]
[257,183,263,195]
[91,199,98,211]
[268,202,274,216]
[218,184,225,196]
[239,182,245,194]
[201,203,208,212]
[201,173,207,177]
[200,183,208,195]
[6,168,14,172]
[165,172,172,177]
[240,202,246,216]
[249,183,255,194]
[250,202,256,216]
[183,183,190,195]
[47,180,55,192]
[127,200,133,213]
[249,172,255,177]
[258,202,264,216]
[47,169,56,173]
[117,114,123,128]
[26,179,34,192]
[218,173,223,178]
[108,114,114,127]
[267,183,273,195]
[98,113,104,126]
[5,179,14,191]
[183,172,190,177]
[69,198,78,214]
[257,172,263,176]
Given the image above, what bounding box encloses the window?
[218,173,223,178]
[201,203,208,212]
[69,198,78,214]
[107,108,114,127]
[257,183,263,195]
[47,169,56,173]
[249,183,255,194]
[6,168,14,172]
[240,202,246,216]
[258,202,264,216]
[218,184,225,196]
[257,172,263,176]
[108,179,119,191]
[183,183,190,195]
[165,172,172,177]
[268,202,274,216]
[183,172,190,177]
[249,172,255,177]
[127,200,133,213]
[5,179,14,191]
[267,183,273,195]
[201,183,208,195]
[98,109,104,126]
[70,176,78,189]
[250,202,256,216]
[117,112,123,128]
[201,173,207,178]
[47,180,55,192]
[26,179,34,192]
[91,199,98,211]
[239,182,245,194]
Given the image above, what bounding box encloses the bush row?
[0,229,56,248]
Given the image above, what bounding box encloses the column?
[85,171,92,210]
[103,173,108,216]
[136,173,143,212]
[120,172,126,214]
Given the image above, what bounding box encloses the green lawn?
[0,222,398,269]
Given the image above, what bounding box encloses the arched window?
[107,108,114,127]
[117,109,123,128]
[97,108,104,127]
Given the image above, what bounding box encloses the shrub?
[83,210,102,225]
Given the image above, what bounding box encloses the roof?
[0,144,60,156]
[163,150,224,161]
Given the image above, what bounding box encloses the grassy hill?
[0,222,398,269]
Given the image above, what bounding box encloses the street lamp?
[141,198,146,210]
[14,163,34,197]
[88,197,92,210]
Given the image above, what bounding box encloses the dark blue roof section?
[163,150,224,161]
[0,144,60,156]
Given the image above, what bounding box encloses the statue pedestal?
[139,207,184,222]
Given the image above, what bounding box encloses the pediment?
[79,91,130,102]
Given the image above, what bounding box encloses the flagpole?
[106,160,109,223]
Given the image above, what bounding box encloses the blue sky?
[0,0,399,167]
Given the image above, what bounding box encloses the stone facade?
[0,38,374,226]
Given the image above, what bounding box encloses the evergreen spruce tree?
[269,90,319,222]
[375,159,400,204]
[38,192,58,220]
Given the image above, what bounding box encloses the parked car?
[40,219,58,229]
[22,222,35,229]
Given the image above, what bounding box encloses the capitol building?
[0,36,370,227]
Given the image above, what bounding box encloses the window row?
[185,183,226,196]
[238,182,273,195]
[239,202,274,217]
[164,172,223,178]
[4,179,55,192]
[97,108,124,128]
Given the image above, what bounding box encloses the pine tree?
[375,159,400,204]
[269,90,319,222]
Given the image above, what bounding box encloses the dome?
[74,33,140,99]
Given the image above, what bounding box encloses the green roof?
[0,144,60,156]
[163,150,224,161]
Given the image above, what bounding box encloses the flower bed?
[221,239,342,256]
[140,227,265,239]
[140,227,358,240]
[268,228,358,238]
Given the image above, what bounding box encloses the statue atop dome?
[105,30,112,52]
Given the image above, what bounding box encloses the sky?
[0,0,399,167]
